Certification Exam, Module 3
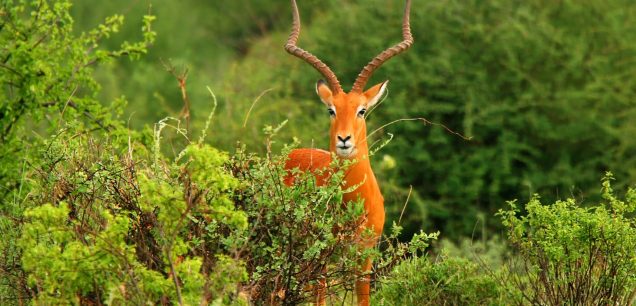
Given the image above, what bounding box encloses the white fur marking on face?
[336,146,356,158]
[367,81,388,108]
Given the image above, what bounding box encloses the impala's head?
[316,80,387,158]
[285,0,412,158]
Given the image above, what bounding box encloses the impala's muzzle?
[336,134,355,157]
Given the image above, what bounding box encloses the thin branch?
[367,117,472,141]
[0,62,22,77]
[243,87,275,128]
[398,185,412,225]
[161,59,191,131]
[58,85,79,123]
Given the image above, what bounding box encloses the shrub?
[12,118,433,304]
[374,255,503,305]
[230,142,363,304]
[230,131,437,304]
[438,234,510,272]
[0,0,155,301]
[16,125,248,304]
[498,173,636,305]
[0,0,155,141]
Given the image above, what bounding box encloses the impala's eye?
[328,108,336,117]
[357,108,367,117]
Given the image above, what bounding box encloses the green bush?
[0,0,154,301]
[498,173,636,305]
[5,1,636,305]
[438,234,510,272]
[374,255,503,305]
[16,126,248,304]
[231,142,364,304]
[10,117,434,304]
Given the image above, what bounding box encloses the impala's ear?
[316,80,333,106]
[363,80,388,108]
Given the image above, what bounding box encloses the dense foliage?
[2,0,636,305]
[499,173,636,305]
[375,175,636,305]
[375,255,502,305]
[18,135,248,304]
[0,2,430,303]
[0,0,154,301]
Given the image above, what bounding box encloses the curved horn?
[285,0,342,93]
[351,0,413,93]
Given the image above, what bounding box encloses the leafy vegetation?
[0,0,155,301]
[2,0,636,305]
[499,173,636,305]
[376,175,636,305]
[0,2,431,303]
[18,133,248,304]
[375,255,503,305]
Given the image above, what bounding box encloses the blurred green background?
[71,0,636,241]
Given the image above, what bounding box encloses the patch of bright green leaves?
[498,172,636,305]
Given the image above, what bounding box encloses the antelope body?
[282,1,413,305]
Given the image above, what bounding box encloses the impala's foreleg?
[355,256,373,306]
[354,226,382,306]
[314,265,327,306]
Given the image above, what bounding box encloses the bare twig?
[243,88,275,127]
[58,85,79,124]
[398,185,412,225]
[198,86,218,144]
[367,117,472,141]
[161,59,191,131]
[0,63,22,77]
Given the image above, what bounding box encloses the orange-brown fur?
[283,148,331,186]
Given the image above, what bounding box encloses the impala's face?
[316,80,388,158]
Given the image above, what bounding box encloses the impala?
[282,0,413,305]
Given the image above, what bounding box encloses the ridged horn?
[285,0,342,93]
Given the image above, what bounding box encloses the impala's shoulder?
[289,148,331,159]
[285,148,332,170]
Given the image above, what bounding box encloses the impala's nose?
[336,134,352,148]
[337,135,351,143]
